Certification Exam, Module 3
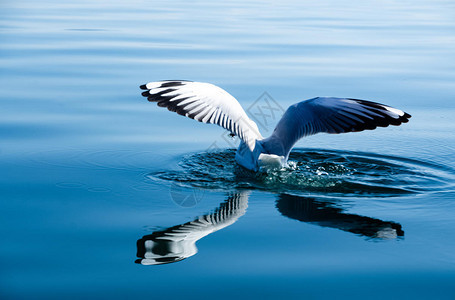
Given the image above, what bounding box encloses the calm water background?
[1,0,455,298]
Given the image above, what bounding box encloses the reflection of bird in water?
[136,192,249,265]
[140,80,411,171]
[276,194,404,239]
[136,191,404,266]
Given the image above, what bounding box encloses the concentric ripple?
[148,148,455,197]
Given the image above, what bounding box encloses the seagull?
[140,80,411,171]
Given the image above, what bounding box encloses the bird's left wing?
[263,97,411,157]
[140,81,262,150]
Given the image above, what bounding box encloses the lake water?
[1,0,455,298]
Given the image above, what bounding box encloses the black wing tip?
[395,112,411,125]
[140,80,192,91]
[160,81,188,88]
[327,99,412,134]
[348,98,412,124]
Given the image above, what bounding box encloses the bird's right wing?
[140,81,262,150]
[264,97,411,157]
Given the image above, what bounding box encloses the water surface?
[1,0,455,299]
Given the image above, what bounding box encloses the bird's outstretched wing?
[263,97,411,157]
[140,81,262,150]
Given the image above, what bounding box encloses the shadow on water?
[136,191,404,265]
[137,148,454,265]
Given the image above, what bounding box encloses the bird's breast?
[258,153,287,170]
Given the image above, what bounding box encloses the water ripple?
[148,148,455,197]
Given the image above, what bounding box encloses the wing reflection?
[276,194,404,239]
[136,191,249,265]
[137,191,404,265]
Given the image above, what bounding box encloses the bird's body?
[140,81,411,171]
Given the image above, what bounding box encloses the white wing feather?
[141,81,262,150]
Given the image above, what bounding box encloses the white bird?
[140,80,411,171]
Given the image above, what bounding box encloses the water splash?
[148,148,455,197]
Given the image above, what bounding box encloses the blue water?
[1,0,455,298]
